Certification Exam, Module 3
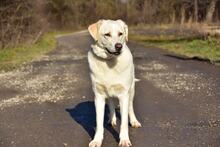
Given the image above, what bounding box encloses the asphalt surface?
[0,31,220,147]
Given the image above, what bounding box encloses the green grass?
[0,31,72,71]
[130,34,220,62]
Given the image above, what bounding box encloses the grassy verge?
[130,34,220,63]
[0,31,72,71]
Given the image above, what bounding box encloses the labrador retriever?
[88,19,141,147]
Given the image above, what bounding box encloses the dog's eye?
[118,32,123,36]
[104,33,111,37]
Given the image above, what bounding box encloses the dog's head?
[88,19,128,56]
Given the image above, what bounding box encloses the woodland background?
[0,0,220,49]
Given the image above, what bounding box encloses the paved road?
[0,31,220,147]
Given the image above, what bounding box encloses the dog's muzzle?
[105,47,121,55]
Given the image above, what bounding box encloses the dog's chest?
[93,62,132,96]
[95,83,125,96]
[88,51,133,96]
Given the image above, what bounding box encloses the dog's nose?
[115,43,122,52]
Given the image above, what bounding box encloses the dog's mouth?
[105,48,121,56]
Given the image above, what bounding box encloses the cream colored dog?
[88,19,141,147]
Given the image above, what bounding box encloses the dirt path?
[0,31,220,147]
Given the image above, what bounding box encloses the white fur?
[88,20,141,147]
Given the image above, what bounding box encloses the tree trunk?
[171,11,176,24]
[181,4,186,25]
[187,15,193,27]
[216,6,219,23]
[206,0,217,23]
[194,0,198,22]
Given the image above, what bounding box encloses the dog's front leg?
[89,94,105,147]
[119,93,132,147]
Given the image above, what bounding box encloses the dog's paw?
[119,139,132,147]
[130,120,142,128]
[111,119,117,127]
[108,117,117,127]
[89,140,102,147]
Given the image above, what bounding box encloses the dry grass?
[130,24,220,63]
[0,31,74,72]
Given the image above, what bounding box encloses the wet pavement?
[0,31,220,147]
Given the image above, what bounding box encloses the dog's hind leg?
[107,98,117,127]
[128,83,142,128]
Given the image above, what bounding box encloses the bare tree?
[194,0,198,22]
[181,3,186,24]
[1,0,220,49]
[171,11,176,24]
[206,0,218,22]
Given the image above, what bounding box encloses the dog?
[87,19,141,147]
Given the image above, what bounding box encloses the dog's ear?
[117,19,128,41]
[88,20,103,41]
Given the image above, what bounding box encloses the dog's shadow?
[66,101,120,142]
